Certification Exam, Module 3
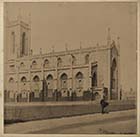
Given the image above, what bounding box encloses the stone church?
[4,15,121,102]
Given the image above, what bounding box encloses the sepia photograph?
[3,1,138,135]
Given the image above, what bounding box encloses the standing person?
[100,96,109,114]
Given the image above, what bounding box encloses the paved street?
[4,109,137,134]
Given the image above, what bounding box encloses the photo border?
[0,0,139,136]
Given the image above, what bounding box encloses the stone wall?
[4,100,136,124]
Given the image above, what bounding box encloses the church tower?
[5,12,31,60]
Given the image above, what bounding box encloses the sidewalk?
[4,109,136,134]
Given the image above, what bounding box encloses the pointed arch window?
[32,75,40,92]
[21,76,27,87]
[21,76,27,82]
[9,77,14,91]
[44,59,49,68]
[60,73,68,89]
[111,58,117,89]
[75,72,84,89]
[33,75,40,82]
[21,32,26,56]
[46,74,53,90]
[31,60,37,69]
[20,62,25,69]
[9,77,14,83]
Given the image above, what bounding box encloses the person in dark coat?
[100,96,109,114]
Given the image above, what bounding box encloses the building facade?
[4,17,121,102]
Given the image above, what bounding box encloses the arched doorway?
[8,77,15,101]
[46,74,53,98]
[75,72,84,90]
[59,73,68,99]
[111,58,118,100]
[20,76,28,102]
[20,76,27,92]
[32,75,40,97]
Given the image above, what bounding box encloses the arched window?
[44,59,49,68]
[32,60,37,68]
[21,76,27,88]
[21,32,26,56]
[111,58,117,89]
[46,74,53,90]
[9,77,14,83]
[11,32,15,53]
[33,75,40,82]
[8,77,14,92]
[21,76,27,82]
[20,62,25,68]
[85,54,89,64]
[71,54,76,65]
[46,74,53,81]
[57,57,62,67]
[32,75,40,93]
[75,72,83,89]
[60,73,68,89]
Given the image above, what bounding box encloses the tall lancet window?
[111,58,117,89]
[21,32,26,56]
[11,32,15,53]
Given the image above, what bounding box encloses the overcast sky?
[5,2,137,91]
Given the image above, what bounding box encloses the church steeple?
[6,10,31,60]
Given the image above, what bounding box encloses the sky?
[5,2,137,92]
